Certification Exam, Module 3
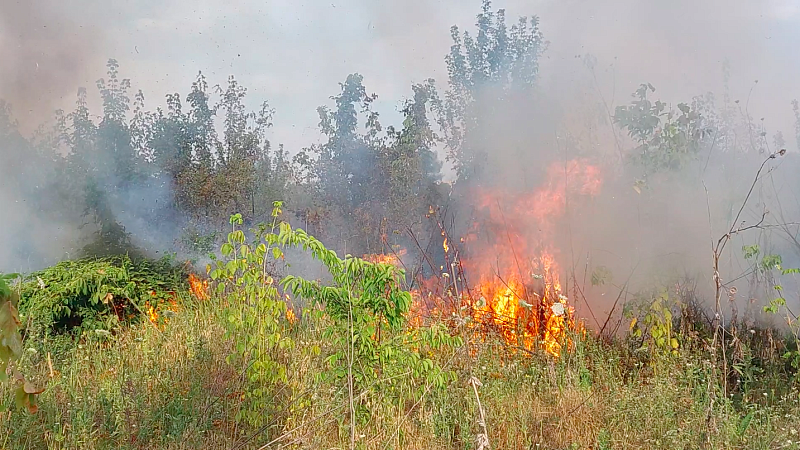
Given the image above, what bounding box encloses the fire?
[412,158,602,358]
[189,273,210,300]
[139,271,211,327]
[145,301,158,323]
[144,296,179,326]
[363,249,406,267]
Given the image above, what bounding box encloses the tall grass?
[1,291,799,449]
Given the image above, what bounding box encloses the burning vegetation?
[4,0,800,448]
[188,272,210,301]
[372,159,603,358]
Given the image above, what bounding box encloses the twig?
[706,149,784,422]
[407,228,438,279]
[566,389,597,416]
[599,263,638,337]
[571,279,600,331]
[469,376,491,450]
[585,57,625,164]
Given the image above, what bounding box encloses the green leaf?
[591,266,613,286]
[737,411,754,436]
[743,244,761,260]
[760,254,782,272]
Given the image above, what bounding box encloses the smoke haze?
[0,0,102,132]
[2,0,800,320]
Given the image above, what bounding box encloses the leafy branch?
[0,273,44,413]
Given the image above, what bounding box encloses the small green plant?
[277,221,461,437]
[597,428,612,450]
[628,291,680,358]
[0,273,44,413]
[208,203,294,427]
[764,266,800,376]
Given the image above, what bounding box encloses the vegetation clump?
[18,255,189,336]
[3,1,800,449]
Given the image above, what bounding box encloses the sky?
[3,0,800,158]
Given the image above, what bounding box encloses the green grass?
[1,286,799,449]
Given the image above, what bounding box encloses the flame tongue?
[189,273,209,300]
[413,158,602,357]
[363,249,407,267]
[467,250,572,356]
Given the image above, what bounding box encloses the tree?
[381,79,445,239]
[95,59,139,189]
[295,73,386,253]
[438,0,546,184]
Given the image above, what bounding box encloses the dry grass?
[1,297,799,450]
[0,297,244,449]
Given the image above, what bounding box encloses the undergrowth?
[18,255,188,336]
[1,296,798,450]
[0,221,799,449]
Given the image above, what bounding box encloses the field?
[3,1,800,449]
[0,223,799,450]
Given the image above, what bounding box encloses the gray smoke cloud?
[0,0,103,132]
[0,0,104,272]
[2,0,800,323]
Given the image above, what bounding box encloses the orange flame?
[286,308,297,324]
[363,249,406,267]
[411,158,602,357]
[144,289,180,327]
[145,301,159,323]
[189,273,210,300]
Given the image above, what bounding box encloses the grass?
[1,286,800,449]
[0,296,240,449]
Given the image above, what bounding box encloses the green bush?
[18,255,188,336]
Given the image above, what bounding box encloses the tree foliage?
[439,0,546,181]
[614,83,716,175]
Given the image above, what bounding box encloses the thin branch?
[495,200,530,304]
[599,263,638,337]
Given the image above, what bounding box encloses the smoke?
[0,104,81,272]
[0,0,101,132]
[2,0,800,322]
[383,0,800,319]
[0,0,103,272]
[527,0,800,319]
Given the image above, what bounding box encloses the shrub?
[18,255,188,336]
